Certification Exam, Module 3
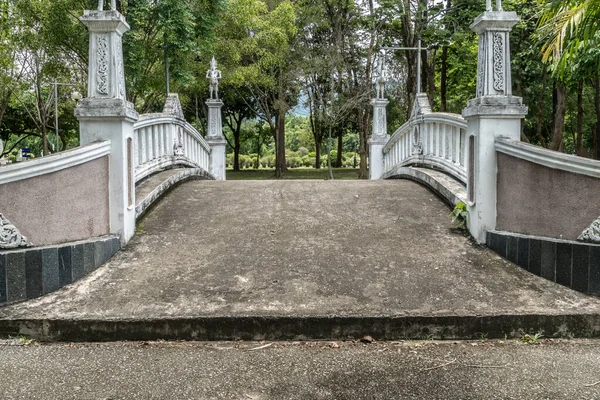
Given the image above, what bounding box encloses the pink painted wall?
[496,152,600,240]
[0,156,110,246]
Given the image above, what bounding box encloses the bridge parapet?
[382,94,467,184]
[134,94,212,183]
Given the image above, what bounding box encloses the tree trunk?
[440,45,448,112]
[576,79,584,155]
[336,131,343,168]
[592,72,600,160]
[233,129,241,171]
[275,108,287,178]
[315,138,321,169]
[358,106,369,179]
[535,65,547,147]
[550,82,566,151]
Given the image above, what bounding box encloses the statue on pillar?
[374,49,387,99]
[98,0,117,11]
[206,57,222,100]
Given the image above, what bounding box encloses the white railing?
[383,106,468,184]
[133,114,211,182]
[0,141,111,185]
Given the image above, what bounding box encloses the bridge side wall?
[0,156,110,247]
[496,152,600,241]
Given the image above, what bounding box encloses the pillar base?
[368,136,389,180]
[206,136,227,181]
[76,101,138,245]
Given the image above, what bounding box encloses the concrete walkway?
[1,180,600,340]
[2,339,600,399]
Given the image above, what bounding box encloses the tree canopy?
[2,0,600,169]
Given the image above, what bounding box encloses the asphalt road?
[1,338,600,399]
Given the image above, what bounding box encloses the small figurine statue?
[98,0,117,11]
[206,57,222,100]
[374,49,387,99]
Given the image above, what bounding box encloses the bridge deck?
[2,180,599,340]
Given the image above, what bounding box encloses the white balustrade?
[133,114,211,182]
[383,111,468,184]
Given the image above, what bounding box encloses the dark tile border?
[0,236,120,305]
[488,231,600,295]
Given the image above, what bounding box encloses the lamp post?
[49,81,78,153]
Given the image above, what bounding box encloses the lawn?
[226,168,361,180]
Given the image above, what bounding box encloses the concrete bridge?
[1,5,600,341]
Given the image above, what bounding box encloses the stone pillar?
[205,99,227,180]
[0,139,6,165]
[74,9,139,245]
[462,8,528,243]
[369,98,389,180]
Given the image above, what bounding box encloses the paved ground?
[1,180,600,340]
[2,339,600,399]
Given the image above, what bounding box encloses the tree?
[215,0,298,178]
[538,0,600,156]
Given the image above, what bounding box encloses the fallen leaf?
[360,335,375,344]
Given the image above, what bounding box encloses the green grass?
[226,168,361,180]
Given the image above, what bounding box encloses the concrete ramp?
[1,180,599,341]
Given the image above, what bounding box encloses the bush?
[286,156,302,168]
[298,147,309,157]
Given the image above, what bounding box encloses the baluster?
[146,126,153,161]
[146,126,151,161]
[152,125,158,160]
[446,125,451,160]
[142,127,148,163]
[164,125,169,157]
[454,126,460,164]
[408,130,412,158]
[439,124,442,158]
[460,129,466,167]
[400,135,404,162]
[134,129,139,167]
[158,124,164,158]
[192,139,197,164]
[438,123,446,158]
[421,124,426,155]
[428,123,433,155]
[431,122,440,157]
[137,129,143,164]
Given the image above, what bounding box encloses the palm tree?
[538,0,600,76]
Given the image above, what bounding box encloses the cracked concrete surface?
[1,179,599,324]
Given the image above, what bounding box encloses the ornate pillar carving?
[462,6,528,244]
[74,9,138,244]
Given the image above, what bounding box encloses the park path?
[1,180,599,340]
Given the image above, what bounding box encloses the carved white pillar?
[369,98,389,180]
[462,8,528,244]
[74,9,138,245]
[205,99,227,180]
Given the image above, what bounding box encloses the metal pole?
[165,38,170,96]
[54,82,59,153]
[417,39,422,94]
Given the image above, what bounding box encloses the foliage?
[2,0,600,165]
[449,202,469,228]
[519,332,543,344]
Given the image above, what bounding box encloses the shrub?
[298,147,309,157]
